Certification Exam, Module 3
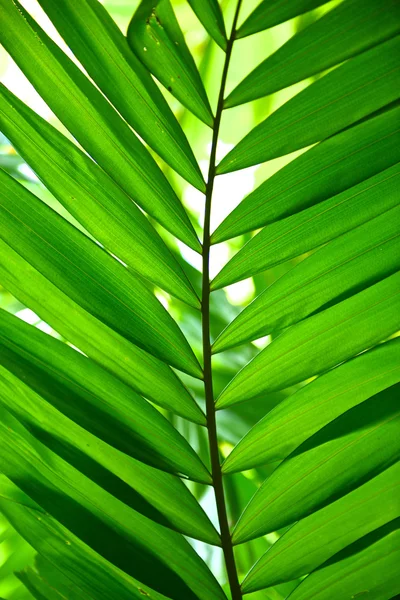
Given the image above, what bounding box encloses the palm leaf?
[0,1,399,599]
[0,411,225,600]
[0,476,185,600]
[0,365,218,543]
[0,170,201,377]
[0,239,202,421]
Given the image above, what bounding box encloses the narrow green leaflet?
[0,488,37,587]
[232,385,400,543]
[36,0,204,192]
[227,0,400,107]
[17,566,80,600]
[0,240,204,423]
[216,272,400,408]
[222,339,400,473]
[0,416,226,600]
[236,0,331,39]
[0,0,200,251]
[212,163,400,290]
[287,520,400,600]
[187,0,227,50]
[0,311,210,484]
[0,366,218,539]
[0,338,212,543]
[0,170,201,378]
[217,36,400,173]
[213,206,400,352]
[0,475,44,515]
[212,105,400,242]
[127,0,214,127]
[0,478,175,600]
[19,555,112,600]
[242,463,400,592]
[0,84,199,308]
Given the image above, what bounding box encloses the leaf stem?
[201,2,242,598]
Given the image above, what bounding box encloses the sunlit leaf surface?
[0,1,399,598]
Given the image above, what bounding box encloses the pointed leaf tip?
[127,0,214,127]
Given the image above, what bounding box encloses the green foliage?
[0,1,399,599]
[127,0,214,127]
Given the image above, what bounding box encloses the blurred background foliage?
[0,0,341,597]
